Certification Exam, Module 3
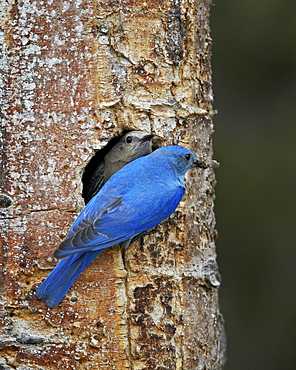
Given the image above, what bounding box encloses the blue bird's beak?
[192,160,208,169]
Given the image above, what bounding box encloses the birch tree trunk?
[0,0,226,369]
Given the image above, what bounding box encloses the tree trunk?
[0,1,226,369]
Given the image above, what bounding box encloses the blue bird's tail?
[36,249,105,308]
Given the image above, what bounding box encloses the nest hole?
[82,131,129,203]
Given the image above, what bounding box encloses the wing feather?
[54,196,124,258]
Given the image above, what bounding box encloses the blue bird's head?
[151,145,208,176]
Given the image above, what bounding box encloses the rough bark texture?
[0,0,225,369]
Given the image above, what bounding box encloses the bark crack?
[121,247,133,369]
[0,208,79,220]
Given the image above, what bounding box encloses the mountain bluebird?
[84,131,153,203]
[36,145,208,307]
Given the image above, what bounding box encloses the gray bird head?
[115,131,154,162]
[104,131,153,180]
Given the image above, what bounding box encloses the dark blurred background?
[211,1,296,369]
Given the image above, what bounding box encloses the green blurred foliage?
[211,1,296,369]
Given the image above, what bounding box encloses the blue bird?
[36,145,208,307]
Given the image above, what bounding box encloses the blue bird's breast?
[121,181,185,232]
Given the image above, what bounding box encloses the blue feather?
[36,249,105,308]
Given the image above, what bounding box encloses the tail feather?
[36,249,104,308]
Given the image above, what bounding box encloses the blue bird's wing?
[53,195,132,259]
[54,184,185,259]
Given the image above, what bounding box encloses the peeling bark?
[0,0,225,369]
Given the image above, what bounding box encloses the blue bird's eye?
[126,136,133,143]
[184,153,191,161]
